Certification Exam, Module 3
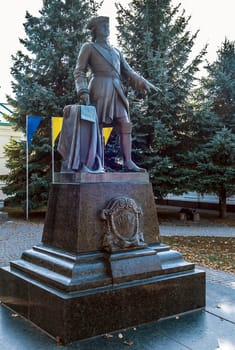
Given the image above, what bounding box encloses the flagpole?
[26,115,29,220]
[25,115,43,219]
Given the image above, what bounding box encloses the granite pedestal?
[0,172,205,344]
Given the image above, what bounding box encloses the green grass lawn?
[161,236,235,273]
[158,205,235,273]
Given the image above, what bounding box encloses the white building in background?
[0,117,24,200]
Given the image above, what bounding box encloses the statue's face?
[95,22,110,39]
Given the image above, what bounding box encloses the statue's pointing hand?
[135,77,161,98]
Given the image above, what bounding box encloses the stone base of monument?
[0,173,205,344]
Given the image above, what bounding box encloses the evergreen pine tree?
[2,0,101,211]
[202,39,235,131]
[188,40,235,217]
[115,0,206,197]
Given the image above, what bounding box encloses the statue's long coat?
[74,42,145,125]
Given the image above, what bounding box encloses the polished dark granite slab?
[0,263,205,343]
[42,174,160,252]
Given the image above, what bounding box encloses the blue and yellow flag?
[52,116,63,146]
[103,127,113,146]
[26,115,43,145]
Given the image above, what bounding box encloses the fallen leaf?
[124,340,134,346]
[103,333,113,339]
[55,335,64,345]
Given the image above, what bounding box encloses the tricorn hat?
[87,16,109,30]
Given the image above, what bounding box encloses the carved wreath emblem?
[101,196,146,252]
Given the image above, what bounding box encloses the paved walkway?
[1,219,235,349]
[160,224,235,237]
[0,220,43,267]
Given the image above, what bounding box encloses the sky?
[0,0,234,104]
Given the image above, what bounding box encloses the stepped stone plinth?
[0,172,205,344]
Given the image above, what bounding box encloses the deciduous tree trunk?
[219,190,227,218]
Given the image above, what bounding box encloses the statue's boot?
[119,123,146,173]
[123,159,146,172]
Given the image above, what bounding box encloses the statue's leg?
[117,122,146,172]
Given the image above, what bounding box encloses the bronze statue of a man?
[74,16,154,172]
